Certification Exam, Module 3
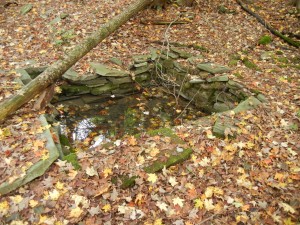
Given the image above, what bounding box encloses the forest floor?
[0,0,300,224]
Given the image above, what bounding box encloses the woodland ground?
[0,0,300,224]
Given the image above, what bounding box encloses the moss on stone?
[147,127,184,144]
[143,148,193,173]
[63,153,81,170]
[120,175,138,189]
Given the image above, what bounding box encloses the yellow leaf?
[10,195,23,204]
[69,206,83,218]
[194,198,203,209]
[55,86,62,94]
[103,168,112,178]
[55,181,64,190]
[0,201,9,214]
[154,218,164,225]
[102,204,111,212]
[149,147,160,157]
[147,173,158,183]
[283,217,295,225]
[29,200,38,208]
[39,215,48,224]
[274,173,284,181]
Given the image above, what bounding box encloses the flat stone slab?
[197,63,231,74]
[0,115,59,195]
[207,75,229,82]
[90,62,129,77]
[63,69,98,82]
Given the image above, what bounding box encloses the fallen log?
[237,0,300,48]
[0,0,153,123]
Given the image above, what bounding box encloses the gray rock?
[213,116,237,138]
[109,57,123,66]
[197,63,231,74]
[133,55,151,63]
[213,102,231,112]
[260,51,273,60]
[90,84,118,95]
[233,96,262,113]
[256,94,268,103]
[207,75,229,82]
[134,62,148,67]
[189,79,206,84]
[20,4,33,15]
[90,62,129,77]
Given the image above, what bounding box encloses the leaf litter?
[0,0,300,224]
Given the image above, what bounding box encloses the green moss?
[258,35,272,45]
[276,51,283,55]
[242,58,259,70]
[59,134,73,155]
[63,153,81,170]
[120,175,138,189]
[124,108,137,134]
[61,85,90,95]
[232,73,243,79]
[143,148,193,173]
[91,116,106,124]
[276,57,289,64]
[296,109,300,118]
[228,59,238,67]
[147,127,184,144]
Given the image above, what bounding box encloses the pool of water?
[57,87,205,149]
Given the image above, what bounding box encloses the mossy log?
[0,0,153,123]
[237,0,300,48]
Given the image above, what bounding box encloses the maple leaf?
[128,135,137,146]
[0,200,9,216]
[283,217,295,225]
[69,206,83,218]
[86,166,98,177]
[88,206,100,216]
[156,201,169,211]
[147,173,158,183]
[172,197,184,207]
[278,202,296,214]
[55,181,64,190]
[194,198,204,209]
[204,199,215,211]
[10,195,23,204]
[149,147,160,157]
[102,204,111,212]
[204,186,214,198]
[114,139,121,146]
[154,218,163,225]
[29,200,38,208]
[39,215,48,224]
[72,195,89,208]
[103,168,112,178]
[168,176,178,186]
[199,157,210,167]
[49,189,60,200]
